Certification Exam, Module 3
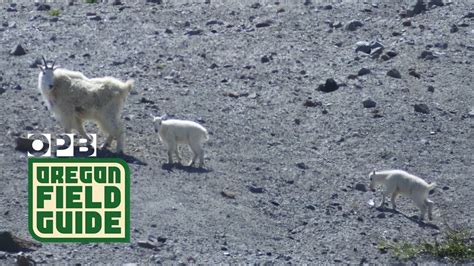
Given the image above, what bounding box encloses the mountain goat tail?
[427,182,437,191]
[202,128,209,142]
[125,79,134,93]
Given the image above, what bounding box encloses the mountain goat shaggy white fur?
[153,115,209,167]
[369,169,436,220]
[37,57,134,153]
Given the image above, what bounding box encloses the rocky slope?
[0,0,472,263]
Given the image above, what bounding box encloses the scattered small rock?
[260,55,271,63]
[250,3,261,9]
[318,78,339,93]
[376,213,386,218]
[450,24,458,33]
[36,4,51,11]
[345,20,363,31]
[414,103,430,114]
[427,85,435,92]
[206,19,224,26]
[305,205,316,211]
[146,0,162,3]
[185,29,203,36]
[358,68,370,76]
[419,50,437,60]
[442,186,450,191]
[355,40,383,54]
[386,68,401,79]
[428,0,444,7]
[112,0,123,5]
[463,11,474,19]
[296,162,309,170]
[88,15,102,21]
[10,44,26,56]
[248,186,264,194]
[355,183,368,192]
[224,91,248,98]
[402,20,412,27]
[303,99,321,107]
[221,190,236,199]
[256,20,273,28]
[165,28,173,34]
[408,68,421,78]
[362,99,376,108]
[137,240,156,249]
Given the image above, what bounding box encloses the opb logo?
[27,134,97,157]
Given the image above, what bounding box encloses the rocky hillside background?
[0,0,473,264]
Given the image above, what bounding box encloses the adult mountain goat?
[369,169,436,220]
[37,57,134,153]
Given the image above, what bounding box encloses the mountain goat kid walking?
[153,115,209,167]
[37,57,134,153]
[369,169,436,220]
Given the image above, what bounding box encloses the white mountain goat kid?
[369,169,436,220]
[153,115,209,167]
[37,57,134,153]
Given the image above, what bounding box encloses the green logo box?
[28,158,130,242]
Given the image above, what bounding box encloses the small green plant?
[85,0,98,3]
[379,227,474,261]
[48,8,61,17]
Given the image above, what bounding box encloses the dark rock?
[442,186,449,190]
[224,91,248,98]
[256,20,273,28]
[305,205,316,210]
[209,63,218,69]
[428,0,444,7]
[377,213,386,218]
[345,20,363,31]
[0,87,5,95]
[355,183,367,192]
[13,85,22,91]
[157,236,167,243]
[260,55,271,63]
[370,47,384,57]
[355,40,383,54]
[419,50,437,60]
[137,240,156,249]
[347,74,358,80]
[0,231,39,252]
[221,190,236,199]
[331,21,342,28]
[88,15,102,21]
[450,24,458,33]
[206,19,224,26]
[408,68,421,78]
[380,54,390,61]
[318,78,339,93]
[358,68,370,76]
[434,42,448,49]
[414,103,430,114]
[386,69,401,79]
[112,0,123,5]
[249,186,264,194]
[15,137,34,152]
[386,50,398,58]
[6,7,17,12]
[50,17,59,22]
[392,31,402,36]
[463,12,474,19]
[36,4,51,11]
[165,28,173,34]
[362,99,376,108]
[303,0,312,6]
[250,3,261,9]
[303,99,321,107]
[185,29,203,36]
[296,162,309,170]
[427,86,435,92]
[10,44,26,56]
[146,0,162,3]
[294,118,301,125]
[323,5,332,10]
[402,20,412,26]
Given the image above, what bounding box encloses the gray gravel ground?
[0,0,473,264]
